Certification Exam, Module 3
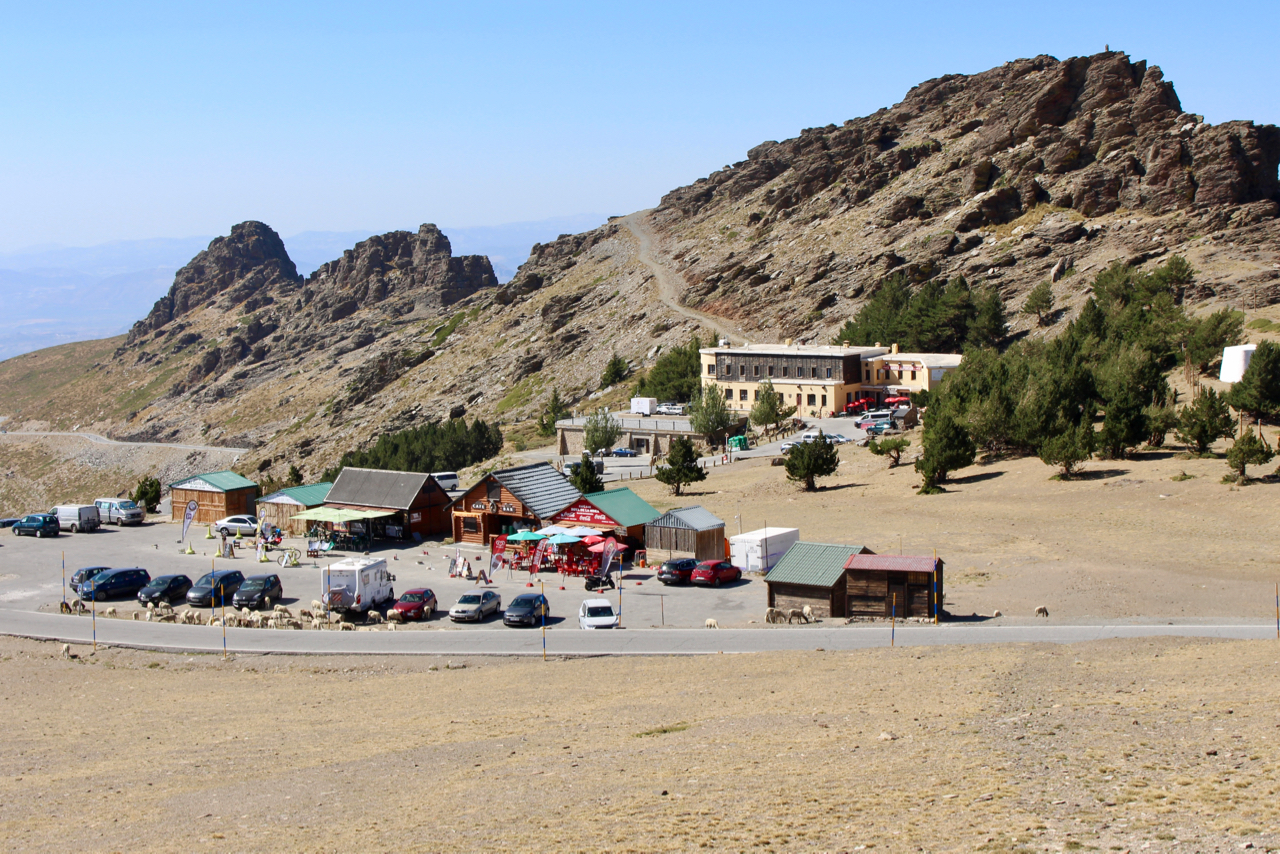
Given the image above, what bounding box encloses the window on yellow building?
[707,364,715,375]
[753,365,759,377]
[911,370,917,380]
[739,389,748,401]
[807,394,816,406]
[826,367,832,378]
[821,394,827,407]
[768,365,775,377]
[724,388,732,400]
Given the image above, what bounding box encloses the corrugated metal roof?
[845,554,940,574]
[580,488,660,528]
[259,482,332,507]
[168,470,257,492]
[324,468,432,510]
[765,542,869,589]
[648,506,724,532]
[492,463,581,520]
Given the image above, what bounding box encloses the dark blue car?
[186,570,244,607]
[80,568,151,601]
[12,514,59,538]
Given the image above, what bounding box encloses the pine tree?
[654,437,706,496]
[915,408,976,493]
[1023,281,1055,327]
[1176,389,1235,455]
[1225,341,1280,425]
[749,378,795,435]
[784,433,840,491]
[286,464,304,486]
[966,287,1007,349]
[867,436,910,467]
[689,384,734,448]
[131,476,162,513]
[538,389,569,437]
[1226,430,1274,483]
[569,453,604,494]
[1038,420,1095,478]
[582,408,622,455]
[600,352,629,387]
[635,335,702,402]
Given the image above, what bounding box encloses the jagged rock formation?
[3,50,1279,484]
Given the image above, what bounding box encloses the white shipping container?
[730,527,799,573]
[630,397,658,415]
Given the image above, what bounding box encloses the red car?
[691,560,742,587]
[392,588,437,621]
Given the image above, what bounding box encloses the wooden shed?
[257,482,332,536]
[845,554,944,619]
[552,487,660,545]
[450,462,581,546]
[644,506,725,562]
[324,468,452,540]
[168,470,258,525]
[764,542,872,619]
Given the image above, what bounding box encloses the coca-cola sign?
[554,499,617,527]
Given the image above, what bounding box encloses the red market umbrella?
[587,538,627,554]
[582,535,607,545]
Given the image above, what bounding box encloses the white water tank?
[1220,344,1257,383]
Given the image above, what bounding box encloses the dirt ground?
[619,435,1280,622]
[1,634,1277,852]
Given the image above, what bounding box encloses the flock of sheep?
[57,598,400,630]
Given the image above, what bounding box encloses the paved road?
[3,608,1272,656]
[1,430,249,454]
[621,211,748,346]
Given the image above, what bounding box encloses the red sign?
[554,498,619,528]
[491,534,508,555]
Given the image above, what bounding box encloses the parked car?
[80,568,151,601]
[656,557,699,585]
[232,574,284,610]
[137,574,192,606]
[656,402,686,415]
[71,565,113,593]
[0,518,19,529]
[503,593,550,627]
[610,447,638,458]
[578,598,618,629]
[566,460,603,476]
[855,410,894,430]
[214,515,260,537]
[449,590,500,622]
[827,433,851,444]
[863,420,894,436]
[392,588,438,621]
[431,472,460,491]
[50,504,101,533]
[187,570,245,607]
[12,514,59,538]
[691,559,742,587]
[94,498,145,526]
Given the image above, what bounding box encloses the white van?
[322,557,396,614]
[49,504,101,533]
[94,497,145,526]
[431,471,460,491]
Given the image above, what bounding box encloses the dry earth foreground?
[1,635,1278,852]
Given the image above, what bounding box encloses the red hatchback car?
[392,588,437,621]
[690,560,742,587]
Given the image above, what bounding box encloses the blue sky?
[1,0,1276,251]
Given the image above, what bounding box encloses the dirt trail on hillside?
[621,211,747,345]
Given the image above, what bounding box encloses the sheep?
[991,610,1002,618]
[765,607,786,624]
[132,610,143,621]
[339,622,355,631]
[704,618,719,629]
[272,605,293,618]
[1035,605,1049,618]
[310,617,324,630]
[385,609,404,623]
[145,601,155,611]
[298,609,313,620]
[285,619,303,630]
[787,608,805,624]
[156,614,177,623]
[240,606,253,616]
[310,599,326,613]
[102,607,118,619]
[364,611,384,625]
[73,599,86,615]
[802,605,814,622]
[208,617,223,628]
[156,601,174,613]
[59,601,72,614]
[60,643,71,659]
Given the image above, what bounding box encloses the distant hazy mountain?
[0,214,609,360]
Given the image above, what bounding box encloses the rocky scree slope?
[3,50,1280,487]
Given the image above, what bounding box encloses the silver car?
[449,590,501,622]
[214,515,259,536]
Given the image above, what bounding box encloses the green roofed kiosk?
[168,470,259,525]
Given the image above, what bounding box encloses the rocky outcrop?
[128,221,300,342]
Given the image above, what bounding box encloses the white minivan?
[94,498,145,526]
[431,471,460,491]
[49,504,101,533]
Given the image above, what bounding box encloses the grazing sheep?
[208,617,223,627]
[298,609,313,620]
[991,610,1002,618]
[157,614,177,623]
[145,601,155,611]
[385,609,404,623]
[60,643,71,659]
[704,618,719,629]
[132,610,143,621]
[765,607,786,624]
[272,605,293,618]
[310,600,326,613]
[386,622,397,631]
[310,617,324,630]
[1035,605,1049,618]
[802,605,814,622]
[240,606,253,616]
[102,607,118,619]
[339,622,355,631]
[787,608,805,624]
[285,619,303,630]
[365,611,384,625]
[263,597,271,610]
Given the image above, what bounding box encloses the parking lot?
[0,521,765,629]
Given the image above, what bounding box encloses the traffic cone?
[205,525,214,539]
[184,544,195,555]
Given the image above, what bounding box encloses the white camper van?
[431,471,460,491]
[49,504,101,533]
[322,557,396,614]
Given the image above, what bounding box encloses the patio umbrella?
[581,535,607,545]
[547,533,582,545]
[587,538,626,554]
[562,526,603,537]
[536,525,571,536]
[508,530,547,541]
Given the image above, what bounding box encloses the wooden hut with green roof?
[257,482,333,536]
[764,541,874,620]
[168,470,259,525]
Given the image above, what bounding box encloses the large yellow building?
[699,342,962,417]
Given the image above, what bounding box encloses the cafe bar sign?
[555,498,617,527]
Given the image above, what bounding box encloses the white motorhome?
[49,504,101,533]
[321,557,396,614]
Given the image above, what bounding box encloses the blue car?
[611,447,638,457]
[80,568,151,601]
[12,514,59,538]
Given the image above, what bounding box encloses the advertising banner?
[600,539,619,577]
[491,534,508,555]
[181,500,199,542]
[531,537,550,573]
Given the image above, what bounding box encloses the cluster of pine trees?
[324,418,503,481]
[834,274,1007,353]
[889,258,1248,490]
